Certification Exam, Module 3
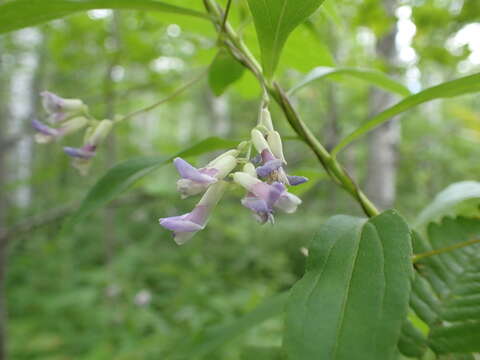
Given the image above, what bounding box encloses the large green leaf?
[415,181,480,228]
[332,72,480,156]
[284,210,413,360]
[168,292,289,360]
[289,66,411,97]
[208,50,245,96]
[64,137,238,229]
[246,0,326,78]
[411,217,480,355]
[0,0,208,34]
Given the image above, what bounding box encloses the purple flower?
[174,151,238,198]
[233,172,302,222]
[64,144,96,159]
[32,117,88,144]
[159,181,227,245]
[32,119,60,143]
[41,91,85,124]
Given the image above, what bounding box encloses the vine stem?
[203,0,379,218]
[114,70,207,123]
[412,238,480,263]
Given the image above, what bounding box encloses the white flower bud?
[243,163,257,178]
[251,129,270,154]
[267,130,286,164]
[87,119,113,146]
[259,108,274,131]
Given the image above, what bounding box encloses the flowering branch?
[203,0,379,217]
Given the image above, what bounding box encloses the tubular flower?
[64,119,113,175]
[159,181,227,245]
[41,91,86,123]
[251,129,308,187]
[233,172,302,223]
[32,117,88,144]
[174,149,238,198]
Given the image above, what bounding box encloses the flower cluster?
[32,91,113,175]
[159,107,308,245]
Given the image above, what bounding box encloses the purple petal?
[251,154,262,166]
[242,197,270,213]
[186,205,209,226]
[241,197,273,224]
[41,91,63,113]
[173,158,216,184]
[250,181,285,208]
[256,159,284,178]
[32,119,60,136]
[64,146,96,159]
[159,216,203,232]
[287,175,309,186]
[260,149,276,163]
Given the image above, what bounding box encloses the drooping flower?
[64,119,113,175]
[159,181,227,245]
[233,171,302,223]
[41,91,86,123]
[174,149,238,198]
[32,117,88,144]
[251,128,308,187]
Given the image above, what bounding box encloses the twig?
[115,70,207,123]
[221,0,233,32]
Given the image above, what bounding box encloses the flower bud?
[267,130,286,164]
[86,119,113,146]
[251,129,270,154]
[59,117,88,136]
[259,108,274,131]
[41,91,85,123]
[243,162,257,178]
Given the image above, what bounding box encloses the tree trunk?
[365,0,400,210]
[0,38,9,360]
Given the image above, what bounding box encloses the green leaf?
[246,0,327,78]
[241,346,283,360]
[415,181,480,228]
[411,217,480,355]
[64,137,238,230]
[0,0,208,34]
[285,210,413,360]
[169,292,289,360]
[208,50,245,96]
[397,320,428,358]
[332,72,480,156]
[289,66,411,97]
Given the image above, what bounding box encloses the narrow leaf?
[64,137,238,230]
[332,73,480,156]
[208,50,245,96]
[0,0,208,34]
[246,0,326,78]
[285,210,413,360]
[289,66,411,96]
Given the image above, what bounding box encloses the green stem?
[412,238,480,263]
[115,70,207,123]
[204,0,379,218]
